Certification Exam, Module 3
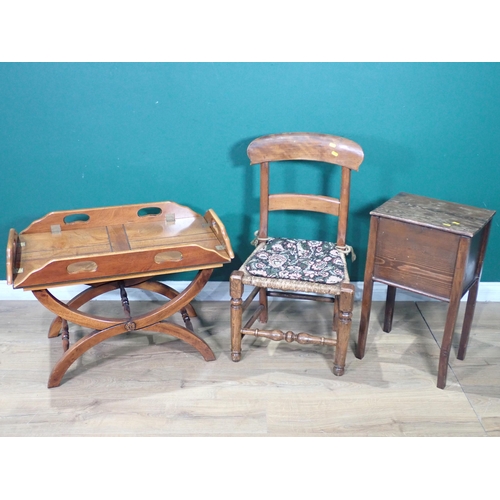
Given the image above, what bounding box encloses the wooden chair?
[229,132,364,375]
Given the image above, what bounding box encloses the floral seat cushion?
[245,237,346,285]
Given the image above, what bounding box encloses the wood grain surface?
[8,202,233,290]
[371,192,495,237]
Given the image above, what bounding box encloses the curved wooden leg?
[333,283,354,376]
[37,270,213,335]
[132,280,197,318]
[132,281,197,334]
[34,289,124,331]
[41,269,214,387]
[141,322,215,361]
[49,319,215,389]
[47,281,132,337]
[38,269,215,387]
[124,270,212,331]
[48,322,130,388]
[48,278,197,338]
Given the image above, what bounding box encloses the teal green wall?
[1,63,499,282]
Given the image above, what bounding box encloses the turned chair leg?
[259,287,268,323]
[334,284,355,376]
[230,271,244,362]
[333,297,340,336]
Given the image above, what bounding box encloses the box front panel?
[373,218,461,300]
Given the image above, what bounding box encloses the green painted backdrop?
[1,63,499,282]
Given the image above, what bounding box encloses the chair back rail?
[249,133,364,245]
[269,193,340,215]
[247,132,364,170]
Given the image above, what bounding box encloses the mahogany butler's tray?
[6,201,234,387]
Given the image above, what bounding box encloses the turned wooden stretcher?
[6,201,234,387]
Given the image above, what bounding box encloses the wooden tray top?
[7,201,234,290]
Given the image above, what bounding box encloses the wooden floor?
[1,297,499,436]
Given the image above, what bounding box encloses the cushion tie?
[251,231,272,247]
[335,244,356,262]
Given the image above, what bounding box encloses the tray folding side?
[7,201,234,290]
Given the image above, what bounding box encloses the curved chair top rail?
[247,132,364,171]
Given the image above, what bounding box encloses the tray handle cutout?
[138,207,163,217]
[64,213,90,225]
[154,251,183,264]
[67,261,98,274]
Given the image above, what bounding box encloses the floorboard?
[1,298,499,437]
